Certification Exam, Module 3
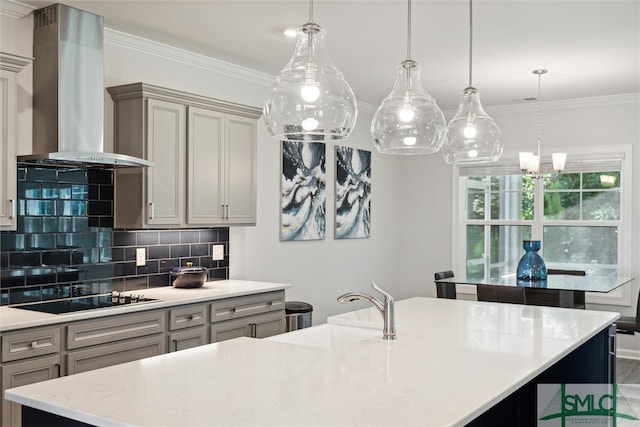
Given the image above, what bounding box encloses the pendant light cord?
[406,0,412,60]
[536,71,543,158]
[468,0,473,88]
[308,0,313,23]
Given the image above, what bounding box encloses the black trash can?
[285,301,313,332]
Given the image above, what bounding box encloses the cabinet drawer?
[1,327,61,362]
[209,291,285,323]
[169,303,207,331]
[67,310,166,350]
[66,335,166,375]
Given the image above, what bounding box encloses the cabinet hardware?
[608,325,616,357]
[9,199,15,219]
[250,323,257,338]
[149,202,155,220]
[173,339,178,352]
[186,315,194,321]
[30,341,38,349]
[55,363,61,377]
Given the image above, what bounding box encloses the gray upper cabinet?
[0,53,31,231]
[107,83,261,228]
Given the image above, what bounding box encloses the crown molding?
[104,28,274,87]
[481,93,640,116]
[0,0,34,19]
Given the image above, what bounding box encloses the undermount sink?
[266,323,381,349]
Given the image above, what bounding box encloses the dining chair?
[434,270,456,299]
[616,289,640,335]
[476,285,526,304]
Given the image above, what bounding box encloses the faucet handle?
[371,281,393,301]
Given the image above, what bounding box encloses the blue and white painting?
[281,141,326,241]
[335,147,371,239]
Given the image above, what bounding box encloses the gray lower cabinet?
[67,335,166,375]
[210,311,285,343]
[168,328,208,352]
[168,303,208,352]
[0,291,285,426]
[65,310,167,375]
[1,355,61,427]
[0,326,62,427]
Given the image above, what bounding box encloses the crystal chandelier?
[370,0,446,155]
[263,0,357,142]
[519,69,567,178]
[442,0,503,164]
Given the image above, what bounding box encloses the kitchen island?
[6,297,618,426]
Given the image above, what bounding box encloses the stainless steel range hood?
[18,4,151,168]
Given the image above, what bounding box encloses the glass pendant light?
[519,69,566,179]
[263,0,357,142]
[442,0,503,164]
[371,0,446,155]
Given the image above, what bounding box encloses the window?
[453,146,631,305]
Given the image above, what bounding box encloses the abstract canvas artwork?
[335,146,371,239]
[280,141,326,241]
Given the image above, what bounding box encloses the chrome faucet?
[337,281,396,340]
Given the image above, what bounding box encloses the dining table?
[436,273,634,308]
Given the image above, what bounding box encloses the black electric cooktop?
[14,294,159,315]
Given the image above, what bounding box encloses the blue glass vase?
[516,240,547,281]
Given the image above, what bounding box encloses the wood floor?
[617,358,640,383]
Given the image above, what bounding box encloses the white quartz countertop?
[6,297,619,427]
[0,280,291,332]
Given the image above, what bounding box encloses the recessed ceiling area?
[14,0,640,109]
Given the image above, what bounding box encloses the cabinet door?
[1,355,60,427]
[210,317,251,343]
[252,311,286,339]
[66,335,165,375]
[147,98,186,226]
[168,327,209,352]
[0,70,17,230]
[225,115,256,225]
[187,106,225,224]
[210,312,285,343]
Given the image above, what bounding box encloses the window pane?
[583,191,620,220]
[489,191,534,220]
[583,171,620,190]
[466,225,531,281]
[467,193,485,220]
[466,225,485,280]
[544,192,580,220]
[543,226,617,270]
[545,173,580,190]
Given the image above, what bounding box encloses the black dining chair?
[434,271,457,299]
[616,290,640,335]
[476,285,526,305]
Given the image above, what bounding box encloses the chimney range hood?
[18,4,151,168]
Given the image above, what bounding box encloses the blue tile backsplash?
[0,164,229,306]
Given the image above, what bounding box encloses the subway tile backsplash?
[0,164,229,306]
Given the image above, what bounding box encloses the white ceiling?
[14,0,640,110]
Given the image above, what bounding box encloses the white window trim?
[451,144,633,306]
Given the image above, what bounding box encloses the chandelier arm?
[468,0,473,88]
